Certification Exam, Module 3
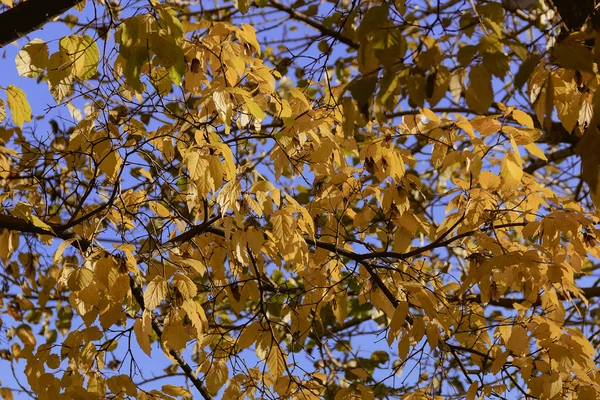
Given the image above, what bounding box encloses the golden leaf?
[144,276,167,310]
[173,273,197,299]
[466,381,478,400]
[5,85,32,128]
[267,348,286,381]
[387,301,408,345]
[506,325,529,355]
[512,109,534,128]
[181,299,207,338]
[162,385,192,397]
[133,315,152,356]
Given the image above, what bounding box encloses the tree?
[0,0,600,398]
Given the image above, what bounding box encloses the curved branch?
[268,0,358,49]
[0,0,84,49]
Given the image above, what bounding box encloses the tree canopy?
[1,0,600,398]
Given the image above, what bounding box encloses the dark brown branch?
[550,0,597,31]
[0,0,85,48]
[0,214,92,251]
[524,146,575,174]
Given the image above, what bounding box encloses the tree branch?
[129,277,213,400]
[0,0,84,49]
[0,214,213,398]
[549,0,597,31]
[524,146,575,174]
[268,0,358,49]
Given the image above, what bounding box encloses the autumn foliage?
[1,0,600,399]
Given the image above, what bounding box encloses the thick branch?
[550,0,596,31]
[524,146,575,174]
[0,0,84,48]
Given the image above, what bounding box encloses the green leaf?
[465,65,493,114]
[5,85,32,128]
[245,98,266,120]
[234,0,250,14]
[122,46,148,92]
[59,35,99,81]
[156,6,184,38]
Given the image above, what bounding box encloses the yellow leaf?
[16,325,36,346]
[342,97,356,138]
[94,138,122,179]
[234,0,250,15]
[333,292,348,325]
[245,98,266,120]
[5,85,32,128]
[478,171,500,191]
[187,150,208,181]
[30,214,55,234]
[358,384,375,400]
[0,0,13,7]
[271,210,294,251]
[68,268,93,291]
[217,179,242,212]
[420,107,440,125]
[426,323,439,350]
[350,368,368,380]
[133,315,152,356]
[206,360,228,393]
[387,301,408,345]
[46,353,60,369]
[15,39,48,78]
[576,126,600,207]
[524,143,547,161]
[181,299,207,338]
[149,201,170,217]
[179,258,206,275]
[173,273,197,299]
[53,238,77,264]
[47,50,73,102]
[238,24,261,55]
[0,98,5,123]
[512,109,534,128]
[144,276,167,310]
[500,153,522,186]
[107,375,137,396]
[162,310,189,350]
[334,388,354,400]
[506,325,529,355]
[398,334,410,360]
[491,351,508,374]
[466,381,478,400]
[267,348,286,380]
[541,290,565,323]
[162,385,192,397]
[237,322,260,350]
